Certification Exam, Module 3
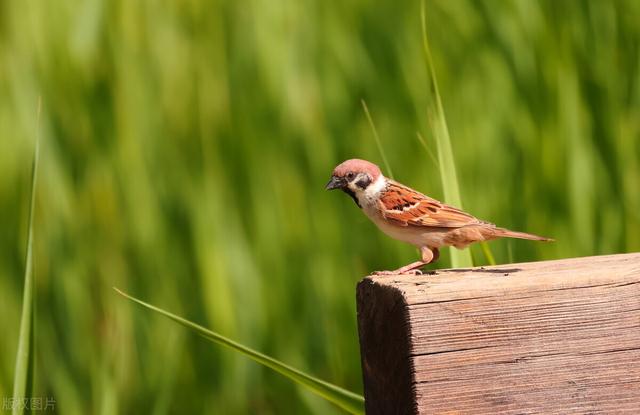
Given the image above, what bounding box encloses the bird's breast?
[362,205,448,248]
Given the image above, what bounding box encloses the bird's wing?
[378,180,482,228]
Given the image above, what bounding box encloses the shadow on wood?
[356,253,640,414]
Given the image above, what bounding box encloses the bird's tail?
[492,227,554,242]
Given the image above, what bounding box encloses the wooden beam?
[356,253,640,414]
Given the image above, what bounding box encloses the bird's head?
[326,159,383,206]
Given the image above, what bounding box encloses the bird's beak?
[325,175,346,190]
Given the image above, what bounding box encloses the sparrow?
[326,159,552,274]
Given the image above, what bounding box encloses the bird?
[326,158,553,274]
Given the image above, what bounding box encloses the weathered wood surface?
[357,253,640,414]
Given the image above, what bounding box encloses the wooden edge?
[356,277,416,415]
[364,253,640,304]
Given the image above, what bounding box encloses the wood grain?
[356,253,640,414]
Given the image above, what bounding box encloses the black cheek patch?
[342,188,361,208]
[355,176,372,190]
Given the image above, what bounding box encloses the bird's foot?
[392,260,428,275]
[372,269,422,276]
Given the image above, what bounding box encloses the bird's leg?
[431,247,440,263]
[377,247,435,275]
[372,247,441,276]
[420,246,435,264]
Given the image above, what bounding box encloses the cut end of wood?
[357,277,417,415]
[356,253,640,414]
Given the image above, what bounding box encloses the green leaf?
[420,2,473,268]
[12,98,41,415]
[113,288,365,415]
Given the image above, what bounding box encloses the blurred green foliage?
[1,0,639,413]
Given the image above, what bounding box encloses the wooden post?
[356,253,640,414]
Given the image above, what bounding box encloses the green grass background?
[1,0,639,413]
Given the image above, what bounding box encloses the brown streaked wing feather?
[379,180,481,228]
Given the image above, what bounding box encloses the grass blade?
[362,99,394,179]
[113,288,365,415]
[415,132,439,169]
[12,98,41,414]
[420,2,473,268]
[418,7,498,267]
[479,242,496,266]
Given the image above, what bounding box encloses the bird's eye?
[346,172,356,181]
